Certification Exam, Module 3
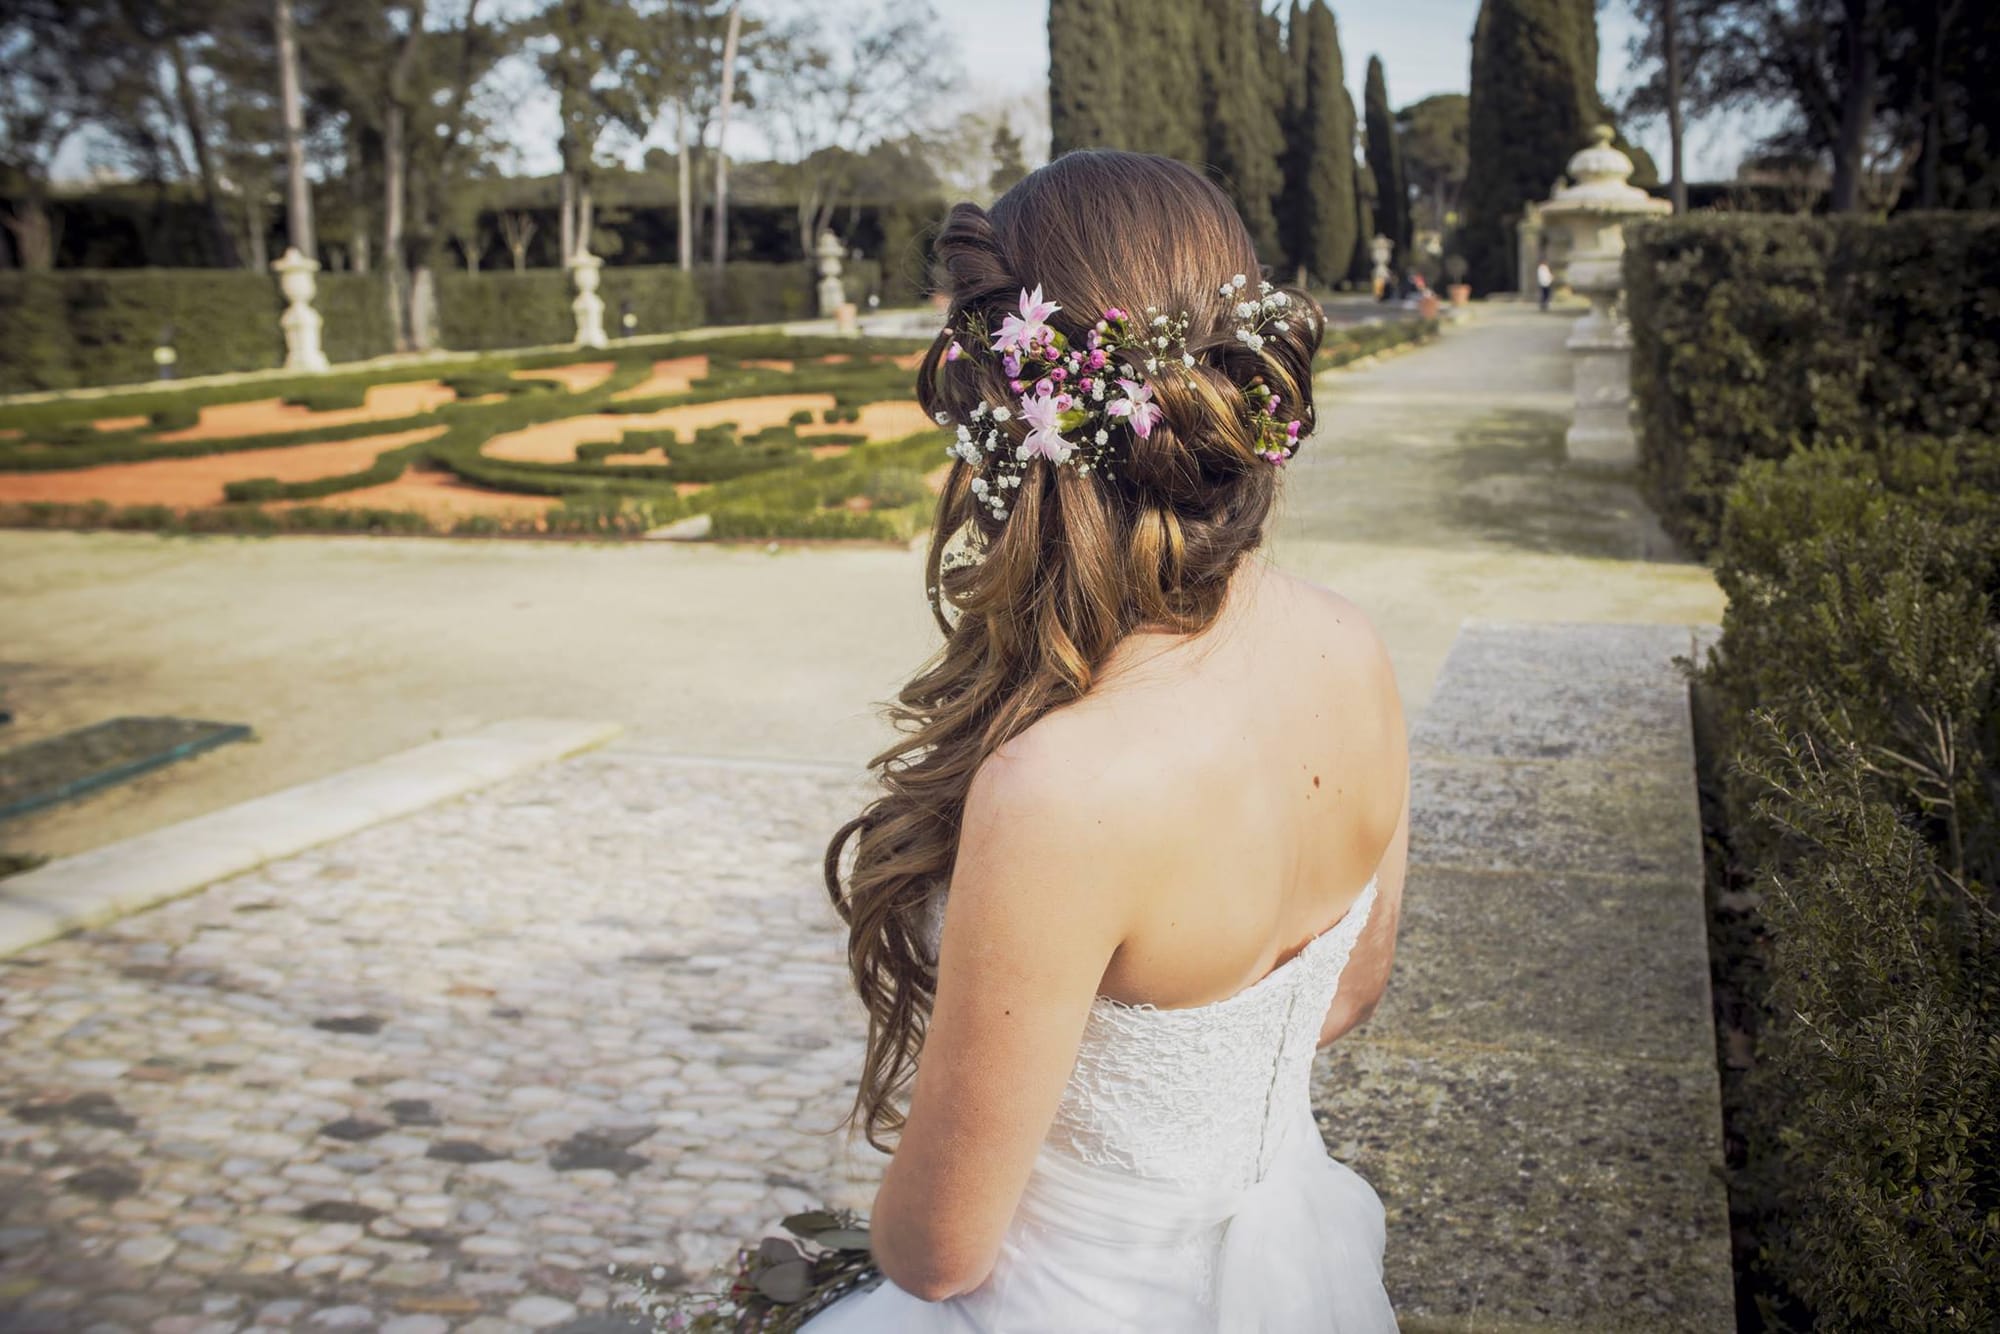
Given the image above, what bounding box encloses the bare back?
[1023,557,1409,1015]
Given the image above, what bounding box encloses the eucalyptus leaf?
[810,1228,872,1251]
[755,1257,814,1303]
[781,1210,841,1237]
[757,1236,802,1266]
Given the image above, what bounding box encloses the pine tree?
[1363,56,1409,263]
[1049,0,1125,154]
[1290,0,1355,286]
[1197,0,1284,261]
[989,123,1028,196]
[1461,0,1602,292]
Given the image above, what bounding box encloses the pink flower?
[1002,352,1022,377]
[945,341,963,362]
[1105,377,1164,439]
[992,285,1061,354]
[1017,387,1074,463]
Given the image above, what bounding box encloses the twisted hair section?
[823,150,1325,1149]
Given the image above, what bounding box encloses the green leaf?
[755,1257,814,1303]
[780,1211,840,1238]
[810,1228,872,1252]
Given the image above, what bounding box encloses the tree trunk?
[410,263,437,349]
[1829,0,1879,213]
[275,0,316,259]
[710,0,742,272]
[167,36,240,268]
[1918,0,1958,208]
[1662,0,1688,214]
[676,100,693,272]
[245,194,269,271]
[577,184,594,256]
[559,168,576,264]
[2,190,56,271]
[385,100,410,349]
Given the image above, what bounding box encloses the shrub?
[435,271,575,351]
[1700,434,2000,1329]
[705,262,816,325]
[1627,213,2000,555]
[283,384,370,412]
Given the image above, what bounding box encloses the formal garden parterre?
[0,315,1439,545]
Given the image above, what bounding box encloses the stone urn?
[569,250,608,349]
[1536,126,1671,467]
[272,246,329,373]
[815,230,847,318]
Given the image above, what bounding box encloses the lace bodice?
[924,877,1379,1192]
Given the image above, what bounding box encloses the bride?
[809,149,1407,1332]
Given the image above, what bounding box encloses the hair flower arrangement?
[939,275,1308,522]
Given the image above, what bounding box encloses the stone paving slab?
[0,744,883,1332]
[1313,1042,1731,1333]
[1411,758,1704,884]
[0,719,623,958]
[1366,867,1713,1066]
[1325,620,1734,1331]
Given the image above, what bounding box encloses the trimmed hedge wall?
[1699,434,2000,1328]
[3,260,891,394]
[1626,214,2000,556]
[0,270,285,393]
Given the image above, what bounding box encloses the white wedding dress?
[804,874,1396,1332]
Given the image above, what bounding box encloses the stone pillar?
[272,246,329,373]
[1535,127,1672,469]
[570,251,607,349]
[1515,202,1543,298]
[815,230,846,317]
[1369,234,1392,297]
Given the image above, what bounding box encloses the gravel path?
[0,746,881,1332]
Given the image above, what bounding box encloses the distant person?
[1536,260,1554,311]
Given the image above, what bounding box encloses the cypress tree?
[1350,153,1375,284]
[1461,0,1602,292]
[1116,0,1203,161]
[1197,0,1284,261]
[1363,56,1410,263]
[1291,0,1355,286]
[1276,1,1312,279]
[1049,0,1127,155]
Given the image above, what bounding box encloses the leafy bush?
[706,262,816,325]
[1700,434,2000,1329]
[1627,214,2000,555]
[1314,316,1439,368]
[314,272,398,365]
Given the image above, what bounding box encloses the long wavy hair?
[823,149,1325,1149]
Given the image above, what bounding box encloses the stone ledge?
[1326,620,1733,1330]
[0,717,622,956]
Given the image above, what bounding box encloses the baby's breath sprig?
[932,274,1310,525]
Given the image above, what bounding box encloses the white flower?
[1152,314,1169,326]
[1235,301,1256,319]
[1095,428,1108,444]
[1182,352,1196,367]
[970,402,988,419]
[1146,357,1160,373]
[933,411,951,425]
[972,477,987,495]
[1218,283,1233,297]
[1231,273,1247,289]
[992,405,1012,422]
[1259,280,1274,294]
[1274,321,1288,332]
[955,424,971,442]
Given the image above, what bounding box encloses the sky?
[53,0,1761,187]
[938,0,1755,181]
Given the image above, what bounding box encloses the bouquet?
[611,1210,881,1332]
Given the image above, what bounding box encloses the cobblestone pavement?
[0,744,885,1332]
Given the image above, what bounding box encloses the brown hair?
[822,149,1324,1149]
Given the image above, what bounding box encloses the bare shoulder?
[1265,571,1399,698]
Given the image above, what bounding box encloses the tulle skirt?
[802,1109,1396,1332]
